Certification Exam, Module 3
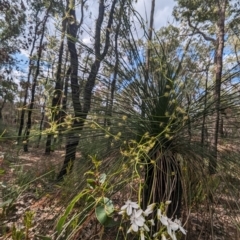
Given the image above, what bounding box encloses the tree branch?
[187,16,216,44]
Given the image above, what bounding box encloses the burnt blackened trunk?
[57,0,83,180]
[57,0,118,180]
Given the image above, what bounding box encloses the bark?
[0,97,7,120]
[23,6,51,152]
[37,66,50,148]
[210,0,226,174]
[57,0,118,180]
[201,68,209,147]
[0,108,3,120]
[185,1,227,174]
[142,0,155,118]
[105,1,125,126]
[57,0,85,179]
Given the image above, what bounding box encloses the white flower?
[174,219,187,235]
[165,200,171,205]
[120,200,139,216]
[144,203,156,216]
[130,209,145,232]
[159,213,187,240]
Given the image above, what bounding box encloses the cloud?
[82,37,92,45]
[134,0,175,29]
[20,49,30,58]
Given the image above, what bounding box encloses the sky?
[134,0,176,28]
[13,0,176,82]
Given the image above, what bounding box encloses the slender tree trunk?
[57,0,118,180]
[201,68,209,147]
[17,10,40,144]
[142,0,155,118]
[45,7,67,154]
[105,1,125,127]
[63,66,71,114]
[37,66,50,147]
[0,108,3,120]
[0,97,7,120]
[210,1,226,174]
[57,0,84,179]
[23,6,51,152]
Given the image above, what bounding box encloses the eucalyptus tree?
[57,0,122,179]
[23,1,53,152]
[0,0,26,66]
[18,5,42,142]
[173,0,236,174]
[45,0,68,154]
[0,1,26,123]
[0,78,17,120]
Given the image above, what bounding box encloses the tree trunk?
[0,108,3,120]
[37,66,50,148]
[17,9,41,144]
[57,0,84,179]
[23,6,51,152]
[142,0,155,118]
[45,7,67,154]
[210,1,226,174]
[57,0,118,180]
[201,68,209,147]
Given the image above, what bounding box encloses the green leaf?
[104,197,114,215]
[95,197,116,227]
[99,173,106,185]
[87,178,96,188]
[0,169,5,175]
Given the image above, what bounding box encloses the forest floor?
[0,140,240,239]
[0,141,65,239]
[0,141,120,240]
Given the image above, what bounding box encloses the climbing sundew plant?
[55,130,187,240]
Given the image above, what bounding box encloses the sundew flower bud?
[144,203,156,216]
[143,223,150,232]
[148,219,155,226]
[157,209,162,220]
[140,230,145,240]
[161,233,167,240]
